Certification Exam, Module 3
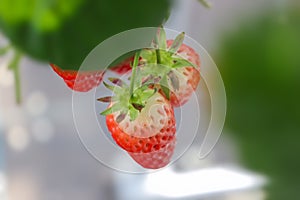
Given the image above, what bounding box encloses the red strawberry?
[50,63,105,92]
[98,50,177,169]
[109,56,133,75]
[166,40,201,107]
[104,92,176,169]
[105,92,176,153]
[140,29,201,107]
[128,136,176,169]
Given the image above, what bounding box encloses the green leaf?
[169,32,185,54]
[140,49,156,64]
[160,75,170,100]
[140,88,156,101]
[129,106,139,121]
[130,92,140,103]
[139,64,159,77]
[100,103,122,115]
[172,57,197,68]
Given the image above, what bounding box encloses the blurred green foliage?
[218,5,300,200]
[0,0,82,31]
[0,0,171,70]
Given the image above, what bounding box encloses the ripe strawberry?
[140,28,201,107]
[98,52,176,169]
[166,40,201,107]
[128,136,176,169]
[50,63,105,92]
[105,92,176,153]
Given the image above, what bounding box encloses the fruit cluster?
[51,28,201,169]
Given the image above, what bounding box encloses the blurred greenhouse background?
[0,0,300,199]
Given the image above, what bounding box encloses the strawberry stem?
[8,51,22,104]
[129,51,141,95]
[156,49,162,64]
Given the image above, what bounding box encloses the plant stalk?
[129,51,141,95]
[9,51,22,104]
[156,49,162,64]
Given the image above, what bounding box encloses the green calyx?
[98,79,156,122]
[141,28,194,68]
[139,27,197,99]
[98,52,157,122]
[98,27,198,117]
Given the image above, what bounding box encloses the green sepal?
[160,75,170,100]
[130,92,142,105]
[140,88,157,102]
[100,103,123,115]
[138,64,157,77]
[132,87,156,103]
[129,105,139,121]
[169,32,185,54]
[130,85,154,103]
[172,57,197,69]
[140,49,156,64]
[103,81,121,92]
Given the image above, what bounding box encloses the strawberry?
[98,52,176,169]
[97,29,201,168]
[128,136,176,169]
[139,28,201,107]
[105,92,176,153]
[50,63,105,92]
[166,40,201,107]
[103,91,176,169]
[109,56,134,75]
